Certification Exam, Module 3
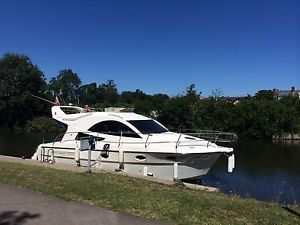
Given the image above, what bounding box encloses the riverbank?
[273,132,300,140]
[0,160,299,225]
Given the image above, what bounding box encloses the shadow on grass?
[0,211,40,225]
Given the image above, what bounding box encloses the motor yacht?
[32,106,236,180]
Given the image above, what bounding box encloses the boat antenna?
[30,94,57,105]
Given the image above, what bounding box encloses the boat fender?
[143,166,147,176]
[118,148,124,168]
[75,147,80,163]
[173,162,179,179]
[49,149,55,164]
[227,154,235,173]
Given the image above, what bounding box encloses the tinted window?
[88,121,140,138]
[128,120,168,134]
[60,107,83,114]
[75,132,105,141]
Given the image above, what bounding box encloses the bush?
[25,116,63,133]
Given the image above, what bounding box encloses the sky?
[0,0,299,97]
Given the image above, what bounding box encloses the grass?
[0,161,299,225]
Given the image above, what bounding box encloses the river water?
[0,133,299,204]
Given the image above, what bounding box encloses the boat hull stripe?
[41,146,232,154]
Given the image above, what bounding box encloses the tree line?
[0,53,299,139]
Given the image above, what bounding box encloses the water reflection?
[203,140,300,204]
[0,133,57,158]
[0,133,299,204]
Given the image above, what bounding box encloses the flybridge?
[56,106,135,114]
[62,114,92,122]
[51,106,149,126]
[104,107,134,112]
[30,94,135,113]
[52,106,135,115]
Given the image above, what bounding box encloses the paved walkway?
[0,183,168,225]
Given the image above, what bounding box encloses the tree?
[277,96,300,135]
[193,98,233,131]
[255,90,274,101]
[0,53,46,130]
[158,96,194,130]
[98,80,119,105]
[79,82,98,105]
[158,84,203,131]
[186,84,201,103]
[0,53,45,98]
[121,89,147,104]
[119,90,169,116]
[151,93,169,111]
[48,69,81,104]
[211,88,223,100]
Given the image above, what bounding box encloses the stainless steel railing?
[48,130,237,149]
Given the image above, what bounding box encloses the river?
[0,133,299,204]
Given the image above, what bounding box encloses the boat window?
[75,132,105,141]
[53,119,68,132]
[88,121,141,138]
[128,120,168,134]
[60,107,83,114]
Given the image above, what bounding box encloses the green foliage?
[120,89,151,115]
[79,82,98,105]
[0,53,47,131]
[25,116,64,132]
[255,90,275,101]
[158,96,194,130]
[98,79,119,105]
[230,99,277,138]
[48,69,81,104]
[1,52,299,139]
[277,96,300,134]
[0,53,46,97]
[229,97,300,139]
[194,98,234,131]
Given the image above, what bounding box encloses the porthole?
[185,137,196,140]
[101,153,109,159]
[135,155,146,161]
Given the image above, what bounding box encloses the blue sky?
[0,0,299,96]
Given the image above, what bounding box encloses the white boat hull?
[32,143,223,180]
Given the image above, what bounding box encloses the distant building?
[273,87,300,100]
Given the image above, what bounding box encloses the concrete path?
[0,183,168,225]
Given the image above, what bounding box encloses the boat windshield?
[128,120,168,134]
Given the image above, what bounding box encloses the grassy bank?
[0,161,299,225]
